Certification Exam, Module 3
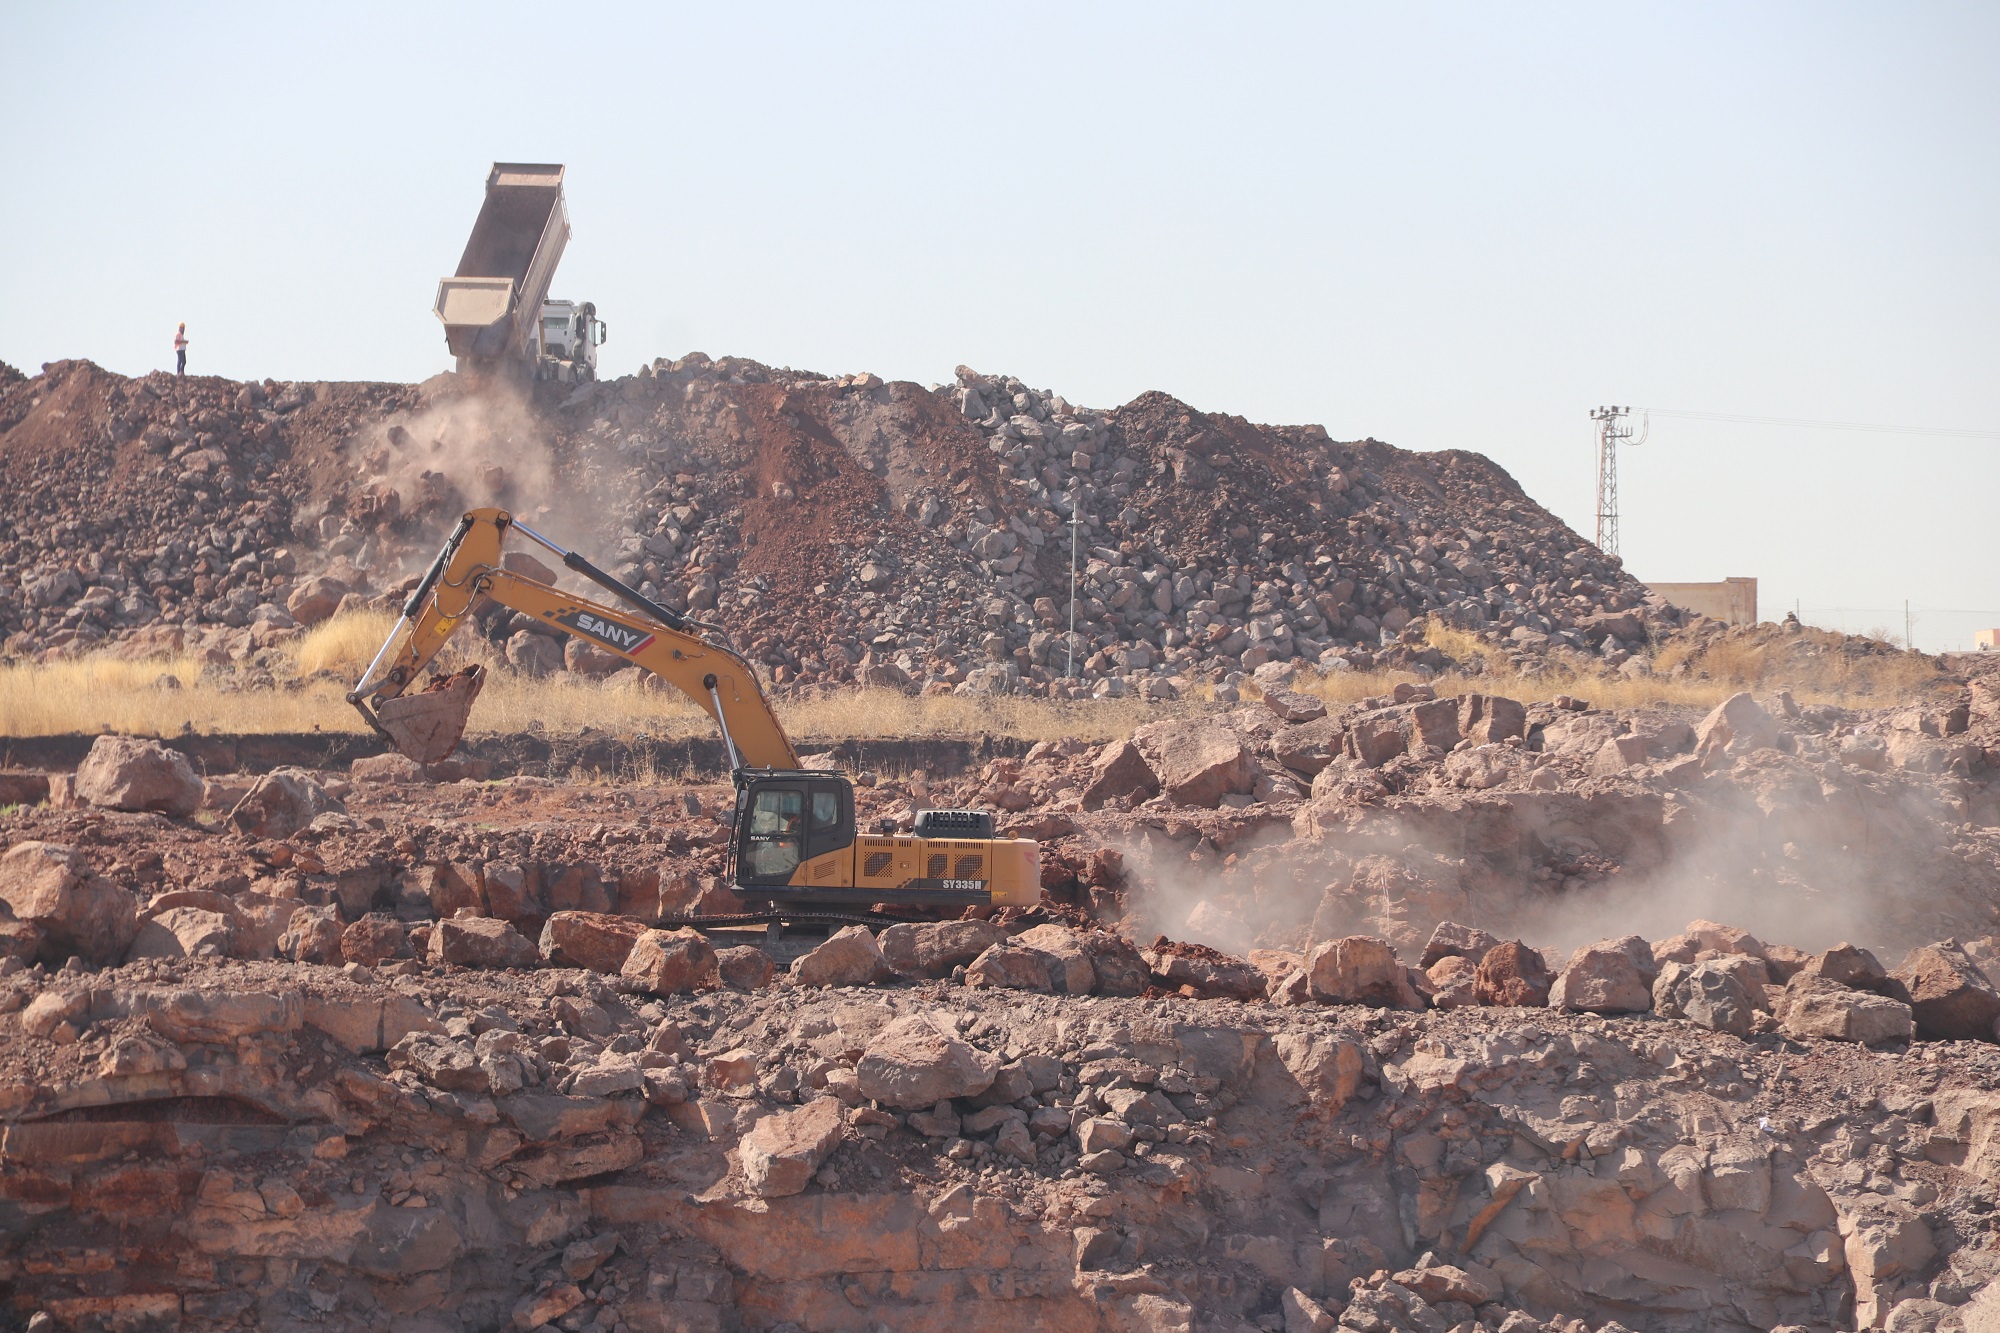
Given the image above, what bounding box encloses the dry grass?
[0,609,1951,743]
[291,608,405,677]
[1280,620,1949,713]
[0,609,1173,743]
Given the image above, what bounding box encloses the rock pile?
[0,354,1682,693]
[0,361,422,664]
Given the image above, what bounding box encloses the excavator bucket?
[373,665,486,764]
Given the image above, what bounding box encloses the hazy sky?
[6,3,1995,650]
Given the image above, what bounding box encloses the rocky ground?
[0,355,1683,694]
[1,660,1998,1331]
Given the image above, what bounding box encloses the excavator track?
[656,910,909,934]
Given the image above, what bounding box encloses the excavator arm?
[346,507,797,770]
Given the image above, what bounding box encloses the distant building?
[1978,628,1998,652]
[1651,577,1758,627]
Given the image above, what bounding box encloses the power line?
[1589,405,1638,557]
[1808,600,1992,612]
[1646,407,2000,440]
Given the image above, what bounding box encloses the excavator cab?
[735,775,853,887]
[727,768,1034,911]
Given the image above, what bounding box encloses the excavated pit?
[0,662,1994,1332]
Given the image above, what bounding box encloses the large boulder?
[285,574,351,626]
[965,943,1056,993]
[1269,717,1346,777]
[128,906,234,961]
[1079,740,1159,810]
[1426,956,1480,1009]
[740,1097,847,1198]
[1777,974,1915,1045]
[1263,689,1327,724]
[506,631,563,677]
[73,735,203,817]
[1549,936,1656,1014]
[1800,942,1899,995]
[1012,924,1097,995]
[228,768,345,839]
[1305,935,1425,1009]
[716,945,776,991]
[1131,719,1254,808]
[1345,700,1461,767]
[279,904,343,964]
[539,911,647,974]
[1420,921,1500,969]
[1681,917,1755,950]
[339,914,411,967]
[482,863,546,923]
[1142,942,1268,1000]
[1344,707,1414,768]
[620,927,719,994]
[878,919,1009,978]
[1893,941,2000,1041]
[790,925,887,987]
[854,1014,999,1110]
[1475,941,1551,1007]
[1695,692,1781,764]
[0,841,138,965]
[430,916,540,970]
[1458,694,1527,744]
[1082,933,1151,997]
[1653,960,1754,1036]
[412,862,486,919]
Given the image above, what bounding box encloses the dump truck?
[346,509,1041,925]
[433,163,606,383]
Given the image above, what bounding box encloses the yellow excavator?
[346,508,1040,921]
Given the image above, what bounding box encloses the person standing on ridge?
[174,322,188,377]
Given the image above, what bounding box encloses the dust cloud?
[332,379,626,589]
[1120,768,1994,972]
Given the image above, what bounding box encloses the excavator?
[345,508,1041,923]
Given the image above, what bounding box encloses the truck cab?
[536,299,606,383]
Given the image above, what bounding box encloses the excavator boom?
[347,508,1039,914]
[347,508,797,769]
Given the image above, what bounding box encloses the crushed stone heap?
[0,356,1674,694]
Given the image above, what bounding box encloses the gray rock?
[228,768,345,839]
[1550,936,1656,1014]
[854,1014,999,1110]
[73,735,203,817]
[620,927,719,994]
[1778,974,1916,1045]
[877,919,1007,979]
[0,841,138,966]
[430,916,540,970]
[790,925,887,988]
[741,1097,847,1198]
